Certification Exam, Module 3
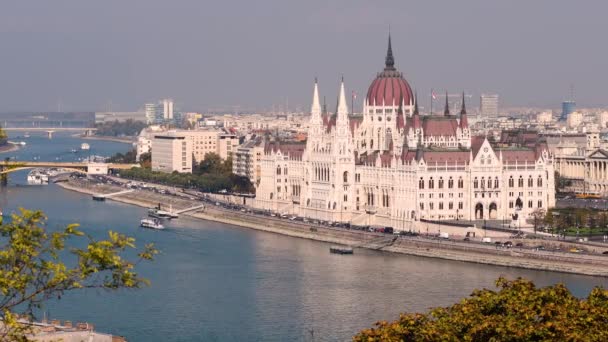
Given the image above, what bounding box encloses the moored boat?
[330,246,353,255]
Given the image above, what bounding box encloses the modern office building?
[151,132,192,173]
[480,94,499,118]
[144,99,180,125]
[145,103,158,124]
[560,100,576,121]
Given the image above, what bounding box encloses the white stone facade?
[254,40,556,229]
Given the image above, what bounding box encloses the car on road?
[463,237,470,241]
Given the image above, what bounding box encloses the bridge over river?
[0,161,138,176]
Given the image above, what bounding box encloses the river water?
[1,133,606,341]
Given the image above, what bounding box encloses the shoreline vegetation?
[0,143,20,154]
[55,178,608,277]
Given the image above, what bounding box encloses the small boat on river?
[140,218,164,230]
[330,246,353,255]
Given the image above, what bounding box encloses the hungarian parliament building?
[254,36,555,229]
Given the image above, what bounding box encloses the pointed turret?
[444,91,450,116]
[336,77,349,125]
[412,91,421,129]
[311,78,322,122]
[385,33,395,71]
[459,91,469,128]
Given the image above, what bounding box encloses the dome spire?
[385,32,395,70]
[444,91,450,116]
[413,91,419,115]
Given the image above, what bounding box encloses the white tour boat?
[80,143,90,150]
[140,218,164,230]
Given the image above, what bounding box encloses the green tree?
[544,210,555,235]
[0,209,157,340]
[354,277,608,342]
[530,208,546,235]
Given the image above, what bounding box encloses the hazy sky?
[0,1,606,112]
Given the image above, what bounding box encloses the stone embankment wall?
[56,179,608,277]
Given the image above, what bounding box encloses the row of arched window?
[473,177,500,189]
[419,177,464,189]
[314,166,330,182]
[507,175,543,188]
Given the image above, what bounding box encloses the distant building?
[480,94,499,118]
[136,125,165,161]
[151,132,192,173]
[144,103,158,124]
[567,111,583,128]
[560,100,576,121]
[598,111,608,129]
[536,111,553,124]
[94,111,146,124]
[144,99,180,125]
[233,137,264,185]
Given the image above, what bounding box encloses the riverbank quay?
[55,178,608,277]
[75,134,135,144]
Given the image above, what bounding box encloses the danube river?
[1,133,606,341]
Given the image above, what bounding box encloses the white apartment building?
[233,137,264,185]
[180,128,238,163]
[136,125,166,161]
[151,132,192,173]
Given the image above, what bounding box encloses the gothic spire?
[311,78,321,119]
[413,91,419,115]
[336,78,349,122]
[444,91,450,116]
[385,33,395,70]
[460,91,467,115]
[460,91,469,128]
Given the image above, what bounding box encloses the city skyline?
[1,1,606,112]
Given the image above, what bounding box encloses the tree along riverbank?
[55,178,608,277]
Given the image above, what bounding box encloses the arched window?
[438,178,444,189]
[270,193,274,200]
[528,176,533,187]
[518,176,524,187]
[343,171,349,183]
[474,177,479,189]
[448,177,454,189]
[487,178,492,189]
[429,177,434,189]
[481,177,485,189]
[509,176,514,187]
[458,177,464,188]
[494,177,499,188]
[537,176,543,187]
[284,167,288,175]
[276,166,281,175]
[419,178,425,189]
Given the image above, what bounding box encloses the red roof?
[422,151,470,164]
[422,117,459,137]
[367,73,413,106]
[264,141,305,158]
[500,150,537,164]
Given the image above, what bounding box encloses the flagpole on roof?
[430,88,433,116]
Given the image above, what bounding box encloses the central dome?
[366,35,413,107]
